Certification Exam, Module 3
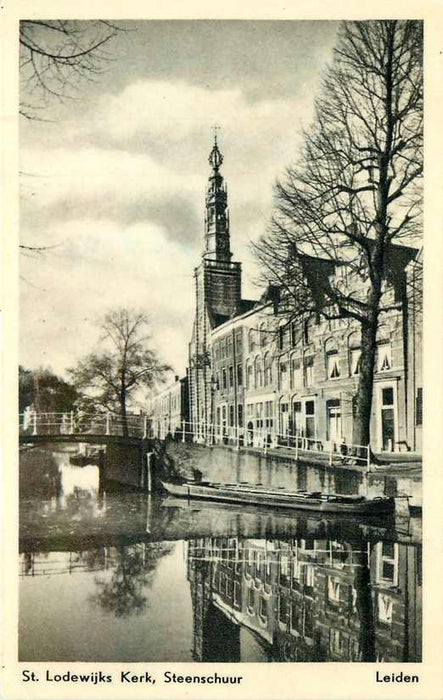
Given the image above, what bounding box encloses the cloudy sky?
[20,20,339,378]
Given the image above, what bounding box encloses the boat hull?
[160,481,395,516]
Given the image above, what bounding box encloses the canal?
[19,444,422,663]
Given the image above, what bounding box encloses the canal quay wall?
[149,439,422,509]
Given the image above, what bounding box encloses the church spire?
[204,130,231,261]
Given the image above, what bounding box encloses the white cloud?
[20,78,318,377]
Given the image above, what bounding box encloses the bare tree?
[68,309,171,436]
[253,20,423,452]
[19,19,122,119]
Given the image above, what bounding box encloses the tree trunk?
[120,388,129,437]
[353,543,376,662]
[352,318,378,454]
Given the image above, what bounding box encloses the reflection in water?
[186,536,421,662]
[19,445,422,663]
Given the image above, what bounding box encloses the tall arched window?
[248,328,256,354]
[259,322,268,347]
[325,337,340,379]
[254,357,263,388]
[348,331,361,376]
[290,353,302,390]
[264,352,273,386]
[246,362,253,390]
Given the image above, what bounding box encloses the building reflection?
[187,536,422,663]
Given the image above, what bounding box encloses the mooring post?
[98,449,106,492]
[146,453,153,493]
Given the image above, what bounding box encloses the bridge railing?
[147,419,370,468]
[19,411,148,439]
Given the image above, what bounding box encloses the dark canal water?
[19,445,422,663]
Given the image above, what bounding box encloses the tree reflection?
[19,448,61,498]
[90,542,173,618]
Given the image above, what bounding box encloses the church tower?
[204,136,231,261]
[188,135,242,439]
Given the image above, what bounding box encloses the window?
[280,361,289,391]
[327,577,341,604]
[238,404,243,428]
[348,331,361,376]
[264,352,273,386]
[247,586,255,613]
[416,387,423,426]
[325,339,341,379]
[229,404,235,426]
[291,322,301,348]
[226,336,233,357]
[291,357,302,389]
[305,400,315,439]
[304,354,314,386]
[377,340,392,371]
[280,554,290,587]
[229,365,234,388]
[382,387,394,406]
[376,541,398,586]
[246,363,253,389]
[377,594,393,625]
[278,596,289,624]
[237,363,243,386]
[234,582,241,607]
[235,331,242,354]
[255,358,263,388]
[248,329,256,353]
[259,596,268,622]
[305,565,315,590]
[259,322,268,347]
[222,368,227,390]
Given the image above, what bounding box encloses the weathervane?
[209,125,223,172]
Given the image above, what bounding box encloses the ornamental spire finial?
[209,126,223,172]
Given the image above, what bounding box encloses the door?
[327,399,341,446]
[381,387,395,451]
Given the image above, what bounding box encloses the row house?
[210,245,421,455]
[147,375,189,439]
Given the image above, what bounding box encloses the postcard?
[2,1,443,699]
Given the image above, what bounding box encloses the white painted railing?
[19,411,147,439]
[146,419,371,468]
